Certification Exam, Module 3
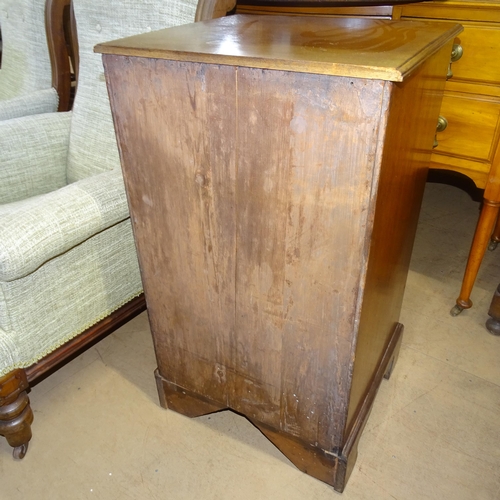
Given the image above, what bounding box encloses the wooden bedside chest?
[96,15,461,492]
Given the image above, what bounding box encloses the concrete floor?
[1,182,500,499]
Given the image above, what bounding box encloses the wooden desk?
[97,15,461,492]
[397,0,500,315]
[236,0,500,315]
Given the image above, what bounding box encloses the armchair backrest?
[66,0,199,183]
[0,0,53,100]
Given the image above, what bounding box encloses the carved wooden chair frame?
[45,0,77,111]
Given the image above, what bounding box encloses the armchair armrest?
[0,111,72,204]
[0,88,59,121]
[0,169,131,282]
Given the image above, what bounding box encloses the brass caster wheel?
[450,304,464,317]
[488,240,498,251]
[13,443,28,460]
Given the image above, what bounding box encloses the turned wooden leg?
[451,200,500,316]
[0,369,33,459]
[486,283,500,336]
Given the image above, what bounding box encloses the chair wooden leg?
[486,283,500,335]
[452,200,500,316]
[0,369,33,459]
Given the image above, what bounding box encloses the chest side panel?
[105,56,388,450]
[104,56,238,405]
[233,68,388,448]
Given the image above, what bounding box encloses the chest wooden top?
[95,15,462,82]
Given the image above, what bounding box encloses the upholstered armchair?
[0,0,72,120]
[0,0,233,459]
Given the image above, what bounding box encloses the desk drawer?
[400,19,500,86]
[435,92,500,163]
[450,24,500,86]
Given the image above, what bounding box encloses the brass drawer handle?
[451,43,463,62]
[433,115,448,148]
[447,43,464,79]
[437,115,448,133]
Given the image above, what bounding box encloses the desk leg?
[452,199,500,315]
[486,284,500,335]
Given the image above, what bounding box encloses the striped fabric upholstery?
[0,0,59,119]
[0,0,199,377]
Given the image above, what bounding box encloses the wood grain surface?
[96,15,461,82]
[105,54,392,450]
[102,16,458,491]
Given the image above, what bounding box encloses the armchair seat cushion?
[0,218,142,376]
[0,169,131,282]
